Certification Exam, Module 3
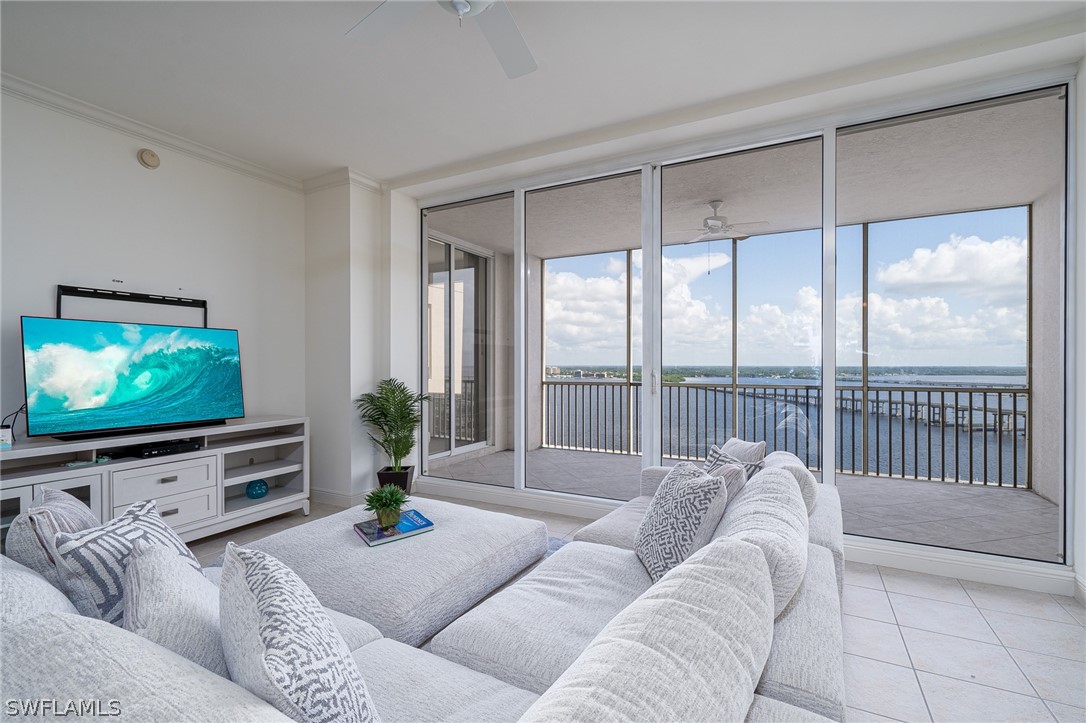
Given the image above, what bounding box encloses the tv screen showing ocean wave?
[21,317,244,437]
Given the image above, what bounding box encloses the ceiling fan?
[346,0,538,80]
[665,201,769,243]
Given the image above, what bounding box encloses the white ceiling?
[1,1,1081,185]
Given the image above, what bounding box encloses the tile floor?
[428,448,1061,561]
[184,495,1085,722]
[843,560,1085,722]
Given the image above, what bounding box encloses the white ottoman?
[246,498,548,646]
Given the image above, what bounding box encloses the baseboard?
[1076,574,1086,605]
[413,476,621,520]
[846,535,1076,596]
[309,488,358,509]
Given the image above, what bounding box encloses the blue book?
[354,509,434,546]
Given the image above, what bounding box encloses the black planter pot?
[376,466,414,493]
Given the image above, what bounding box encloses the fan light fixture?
[441,0,494,23]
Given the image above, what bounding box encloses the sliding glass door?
[835,88,1066,562]
[418,84,1069,565]
[422,195,514,487]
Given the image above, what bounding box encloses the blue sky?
[543,207,1029,368]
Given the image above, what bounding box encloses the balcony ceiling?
[427,89,1066,257]
[1,1,1081,188]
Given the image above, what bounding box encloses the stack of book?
[354,509,434,546]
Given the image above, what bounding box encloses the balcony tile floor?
[185,494,1085,723]
[427,448,1062,562]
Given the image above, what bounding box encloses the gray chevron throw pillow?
[635,462,729,582]
[53,500,198,625]
[705,443,765,480]
[219,543,382,723]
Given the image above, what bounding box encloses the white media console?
[0,415,309,549]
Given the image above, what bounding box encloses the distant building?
[573,369,583,379]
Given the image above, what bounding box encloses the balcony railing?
[541,380,1030,488]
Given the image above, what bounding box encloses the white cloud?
[876,234,1026,303]
[543,246,1027,367]
[835,291,1025,366]
[120,323,142,344]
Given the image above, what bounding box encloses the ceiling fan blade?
[346,1,424,42]
[476,1,538,79]
[729,221,770,228]
[664,228,709,236]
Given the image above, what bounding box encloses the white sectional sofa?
[1,451,844,722]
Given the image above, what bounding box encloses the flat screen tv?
[21,316,244,439]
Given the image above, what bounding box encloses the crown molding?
[1,73,304,193]
[302,167,384,196]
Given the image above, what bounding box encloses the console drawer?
[114,487,215,529]
[112,456,217,507]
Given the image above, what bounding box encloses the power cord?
[1,403,27,444]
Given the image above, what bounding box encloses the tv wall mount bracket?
[55,285,209,328]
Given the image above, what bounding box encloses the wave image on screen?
[22,317,244,437]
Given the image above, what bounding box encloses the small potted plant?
[355,378,429,493]
[364,484,409,530]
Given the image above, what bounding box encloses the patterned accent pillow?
[219,543,381,723]
[124,541,229,678]
[5,488,99,590]
[705,441,766,479]
[53,500,199,625]
[635,462,729,583]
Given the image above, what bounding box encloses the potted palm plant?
[364,484,409,530]
[355,378,429,493]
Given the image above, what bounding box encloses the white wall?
[0,95,306,427]
[348,182,383,496]
[304,182,353,501]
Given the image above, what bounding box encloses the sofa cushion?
[0,554,79,628]
[764,451,818,515]
[571,496,650,549]
[5,488,98,590]
[758,544,846,722]
[635,462,730,582]
[53,500,199,625]
[219,543,381,723]
[520,536,775,723]
[245,498,547,647]
[1,612,289,722]
[746,694,836,722]
[123,542,228,677]
[639,466,672,497]
[354,638,538,722]
[810,484,844,595]
[202,562,383,651]
[431,541,652,694]
[715,467,809,617]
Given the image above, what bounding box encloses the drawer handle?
[161,508,180,517]
[160,476,178,484]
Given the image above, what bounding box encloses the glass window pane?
[835,88,1066,562]
[661,138,822,466]
[526,172,642,500]
[422,195,513,487]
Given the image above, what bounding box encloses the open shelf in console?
[223,439,304,488]
[223,469,305,516]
